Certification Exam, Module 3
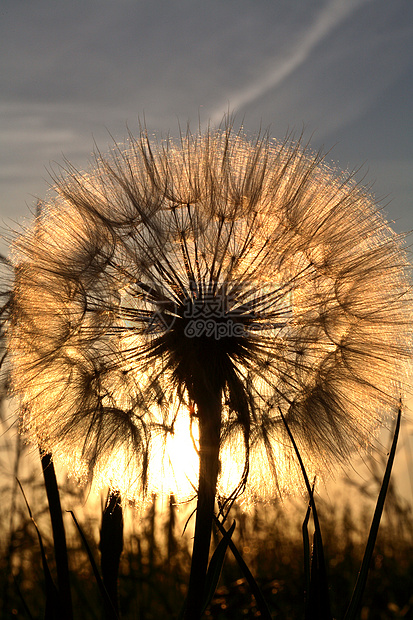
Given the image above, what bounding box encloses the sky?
[1,0,413,499]
[1,0,413,240]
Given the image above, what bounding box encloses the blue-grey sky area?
[1,0,413,240]
[1,0,413,496]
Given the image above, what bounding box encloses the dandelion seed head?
[8,126,412,504]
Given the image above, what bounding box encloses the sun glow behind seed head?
[146,410,199,500]
[8,127,412,508]
[53,398,307,507]
[50,405,198,505]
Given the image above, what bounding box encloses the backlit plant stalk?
[185,383,222,616]
[7,124,412,618]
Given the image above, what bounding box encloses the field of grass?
[1,412,412,619]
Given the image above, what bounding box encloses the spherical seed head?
[7,127,412,503]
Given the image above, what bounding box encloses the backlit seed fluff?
[8,127,412,504]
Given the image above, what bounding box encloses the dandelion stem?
[184,387,222,620]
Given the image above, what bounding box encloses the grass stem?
[40,450,73,620]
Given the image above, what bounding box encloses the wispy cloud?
[210,0,373,124]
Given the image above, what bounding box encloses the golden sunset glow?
[50,395,311,507]
[8,128,412,512]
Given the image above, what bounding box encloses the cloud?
[209,0,373,125]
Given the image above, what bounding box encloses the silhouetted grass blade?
[13,575,35,620]
[69,510,120,620]
[17,479,61,619]
[307,528,332,620]
[279,410,332,620]
[40,451,73,620]
[302,490,313,612]
[213,515,272,620]
[199,519,236,616]
[99,491,123,620]
[344,406,401,620]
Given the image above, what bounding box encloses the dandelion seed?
[7,125,412,510]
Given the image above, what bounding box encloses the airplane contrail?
[210,0,374,125]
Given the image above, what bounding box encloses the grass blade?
[200,519,236,616]
[302,489,313,612]
[17,479,60,619]
[213,515,272,620]
[13,575,35,620]
[307,527,331,620]
[279,410,332,620]
[40,450,73,620]
[69,510,120,620]
[99,491,124,620]
[343,406,401,620]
